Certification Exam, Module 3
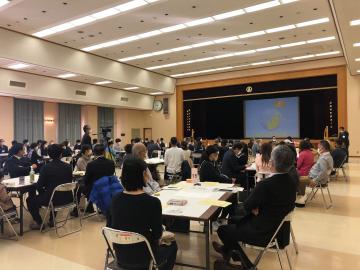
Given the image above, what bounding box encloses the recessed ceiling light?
[354,42,360,47]
[214,36,239,43]
[266,24,295,33]
[58,73,76,78]
[8,63,30,69]
[307,36,336,43]
[245,1,281,13]
[296,18,329,27]
[251,61,272,66]
[239,31,266,39]
[315,51,340,57]
[123,87,139,90]
[213,9,245,20]
[0,0,10,8]
[280,41,306,48]
[256,46,280,52]
[81,0,296,51]
[292,55,315,60]
[350,19,360,26]
[149,92,164,95]
[95,81,112,85]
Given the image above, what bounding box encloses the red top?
[297,149,314,176]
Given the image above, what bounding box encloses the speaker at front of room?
[163,98,169,114]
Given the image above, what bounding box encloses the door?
[143,128,152,140]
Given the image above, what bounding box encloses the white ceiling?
[0,0,356,79]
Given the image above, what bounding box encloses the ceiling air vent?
[75,90,86,96]
[121,97,129,102]
[9,80,26,88]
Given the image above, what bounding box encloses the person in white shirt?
[164,137,184,175]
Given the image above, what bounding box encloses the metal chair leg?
[275,240,284,270]
[327,187,333,204]
[40,205,51,232]
[342,167,348,181]
[285,248,293,270]
[290,225,299,255]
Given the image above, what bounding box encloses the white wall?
[347,71,360,156]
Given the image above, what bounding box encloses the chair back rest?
[102,227,158,267]
[265,210,293,249]
[61,157,72,164]
[54,182,77,192]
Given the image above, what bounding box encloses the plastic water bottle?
[30,167,35,183]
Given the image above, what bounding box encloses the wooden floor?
[1,161,360,270]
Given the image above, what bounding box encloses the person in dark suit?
[147,140,161,158]
[6,143,37,178]
[83,144,115,198]
[221,143,247,186]
[213,145,297,269]
[338,127,349,162]
[8,140,18,157]
[81,124,92,147]
[200,145,231,183]
[0,139,9,154]
[331,139,347,169]
[74,140,82,151]
[62,140,73,157]
[26,144,73,230]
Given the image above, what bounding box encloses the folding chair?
[305,180,333,210]
[331,156,348,181]
[102,227,163,270]
[0,205,19,240]
[243,211,298,270]
[40,182,82,237]
[191,152,202,168]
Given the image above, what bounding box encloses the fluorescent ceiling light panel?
[292,55,315,60]
[214,36,239,43]
[239,31,266,39]
[58,73,76,78]
[266,24,295,33]
[192,41,215,48]
[213,9,245,20]
[315,51,340,57]
[150,92,164,95]
[91,8,120,19]
[234,50,256,56]
[160,24,186,33]
[115,0,147,12]
[185,17,214,27]
[71,16,95,26]
[0,0,9,8]
[251,61,271,66]
[354,42,360,47]
[296,17,329,27]
[123,87,139,90]
[256,46,280,52]
[355,58,360,62]
[280,0,298,3]
[307,36,336,43]
[350,19,360,26]
[245,0,281,13]
[280,41,306,48]
[171,45,193,52]
[95,81,112,85]
[8,63,30,69]
[357,70,360,73]
[138,30,162,38]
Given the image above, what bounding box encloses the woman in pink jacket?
[297,140,314,176]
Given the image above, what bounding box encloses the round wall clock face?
[153,100,163,111]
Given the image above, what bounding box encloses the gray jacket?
[309,152,333,184]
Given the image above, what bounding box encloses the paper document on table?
[199,199,232,207]
[176,191,212,199]
[162,185,183,191]
[201,182,219,187]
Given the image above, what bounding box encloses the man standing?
[81,124,92,147]
[338,127,349,162]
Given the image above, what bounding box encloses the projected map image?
[244,97,299,138]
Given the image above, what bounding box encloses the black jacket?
[244,173,296,233]
[338,131,349,147]
[83,156,115,196]
[200,160,231,183]
[331,147,347,168]
[36,159,73,205]
[147,143,161,158]
[221,150,246,178]
[0,145,8,154]
[62,147,73,157]
[6,155,32,178]
[81,134,92,146]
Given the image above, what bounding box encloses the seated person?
[6,143,37,178]
[297,140,314,176]
[331,139,347,169]
[254,142,272,175]
[113,138,122,152]
[0,171,16,213]
[39,140,48,157]
[83,144,115,199]
[298,140,334,196]
[213,145,297,269]
[26,144,73,230]
[132,143,161,195]
[62,141,73,157]
[74,140,82,151]
[200,145,231,183]
[75,144,92,171]
[221,143,247,186]
[0,139,8,154]
[105,140,116,162]
[181,142,194,168]
[107,157,178,270]
[8,140,18,157]
[164,137,184,177]
[147,140,161,158]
